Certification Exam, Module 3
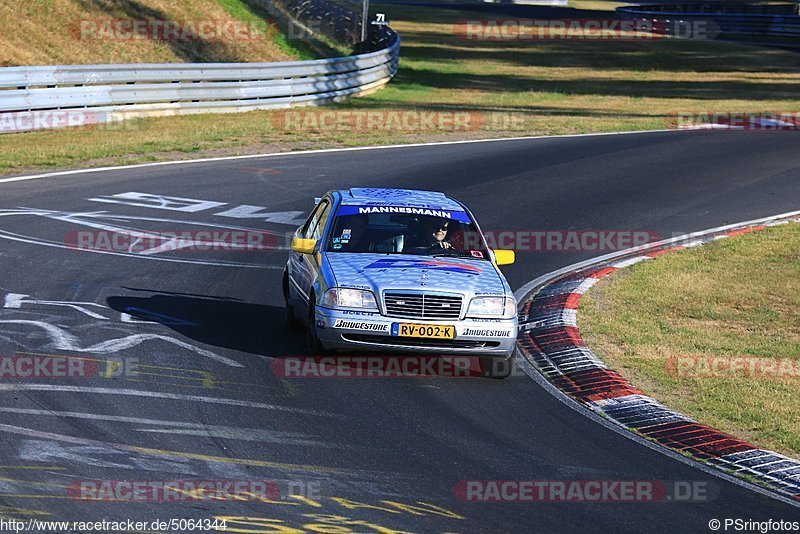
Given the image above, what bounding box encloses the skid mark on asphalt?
[0,466,64,471]
[0,424,348,475]
[238,166,284,176]
[0,385,337,416]
[0,407,349,448]
[134,428,352,447]
[13,351,218,383]
[0,505,51,519]
[0,476,69,490]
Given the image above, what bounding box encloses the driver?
[427,218,452,249]
[405,217,453,253]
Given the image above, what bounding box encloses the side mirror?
[292,237,317,254]
[493,249,515,266]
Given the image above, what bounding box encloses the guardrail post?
[361,0,370,43]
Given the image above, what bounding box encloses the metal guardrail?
[0,15,399,133]
[618,3,800,44]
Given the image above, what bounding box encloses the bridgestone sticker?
[332,320,390,332]
[461,328,512,337]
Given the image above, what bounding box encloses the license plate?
[391,323,455,339]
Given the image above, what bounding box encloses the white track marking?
[20,440,196,474]
[213,205,306,226]
[19,440,138,470]
[0,229,282,269]
[0,407,335,447]
[0,384,336,416]
[0,208,285,268]
[0,407,209,428]
[10,207,289,235]
[88,192,227,212]
[31,209,279,255]
[89,194,306,226]
[4,293,109,320]
[0,129,687,185]
[0,320,241,367]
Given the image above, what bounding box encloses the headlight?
[321,288,378,310]
[467,296,516,319]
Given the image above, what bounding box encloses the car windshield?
[325,206,490,259]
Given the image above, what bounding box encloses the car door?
[288,198,331,316]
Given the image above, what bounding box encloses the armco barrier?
[0,26,399,133]
[618,3,800,45]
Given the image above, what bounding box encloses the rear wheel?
[481,355,513,379]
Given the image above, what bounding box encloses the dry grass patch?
[0,0,299,66]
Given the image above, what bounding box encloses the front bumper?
[314,306,517,359]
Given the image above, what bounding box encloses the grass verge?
[0,0,299,66]
[2,5,800,175]
[580,223,800,457]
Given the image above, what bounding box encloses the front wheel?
[306,298,328,354]
[480,355,513,379]
[283,272,301,330]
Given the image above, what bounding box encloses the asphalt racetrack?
[1,130,799,533]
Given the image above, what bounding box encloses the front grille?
[383,292,462,320]
[344,334,500,349]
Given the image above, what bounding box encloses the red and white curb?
[515,212,800,502]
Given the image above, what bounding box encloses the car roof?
[337,188,465,211]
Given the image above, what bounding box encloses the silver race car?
[283,188,517,378]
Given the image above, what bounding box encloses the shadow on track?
[106,291,495,378]
[107,291,306,356]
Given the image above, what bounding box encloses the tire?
[283,272,300,330]
[306,295,327,355]
[480,355,512,379]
